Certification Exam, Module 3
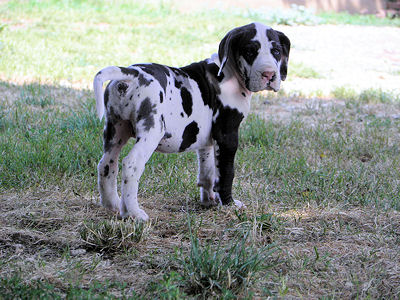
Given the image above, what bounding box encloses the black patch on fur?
[138,73,153,86]
[104,84,110,108]
[163,132,172,139]
[266,29,282,61]
[110,160,114,164]
[241,92,246,97]
[170,67,187,77]
[239,40,261,66]
[103,121,116,152]
[117,82,128,96]
[181,87,193,116]
[211,99,244,205]
[137,64,169,93]
[174,79,183,89]
[137,97,157,131]
[179,121,199,152]
[218,23,257,73]
[181,61,218,109]
[180,112,184,117]
[119,67,139,76]
[159,91,163,103]
[104,165,109,177]
[266,29,290,80]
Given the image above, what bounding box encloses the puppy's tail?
[93,66,137,120]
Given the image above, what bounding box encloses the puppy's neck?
[210,53,252,98]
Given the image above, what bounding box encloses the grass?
[175,219,275,297]
[319,11,400,27]
[80,217,151,253]
[1,0,400,298]
[332,86,400,104]
[288,62,323,79]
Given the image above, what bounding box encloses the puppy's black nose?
[262,71,275,81]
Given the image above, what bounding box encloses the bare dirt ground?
[278,24,400,94]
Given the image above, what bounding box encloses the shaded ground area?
[1,186,399,298]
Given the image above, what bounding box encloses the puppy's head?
[218,22,290,92]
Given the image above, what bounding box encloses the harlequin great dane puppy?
[93,22,290,221]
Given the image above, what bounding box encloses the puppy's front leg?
[212,128,244,208]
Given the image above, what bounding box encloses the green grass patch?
[0,0,250,84]
[289,62,323,79]
[319,11,400,27]
[332,86,400,103]
[2,84,400,210]
[0,275,135,299]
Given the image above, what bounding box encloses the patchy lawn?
[1,0,400,298]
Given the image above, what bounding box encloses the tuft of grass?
[234,210,284,238]
[175,220,275,297]
[79,217,151,253]
[332,86,400,103]
[289,62,323,79]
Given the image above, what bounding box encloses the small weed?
[175,220,275,296]
[147,272,187,300]
[79,217,151,253]
[235,210,283,237]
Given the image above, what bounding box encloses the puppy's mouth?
[265,75,278,92]
[261,74,278,92]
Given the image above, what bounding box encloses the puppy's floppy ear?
[276,30,291,81]
[217,29,237,76]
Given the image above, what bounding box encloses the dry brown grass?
[1,184,399,298]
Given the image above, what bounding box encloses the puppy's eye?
[272,49,280,56]
[245,48,256,57]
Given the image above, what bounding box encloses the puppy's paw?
[100,198,120,212]
[120,208,149,222]
[200,187,219,208]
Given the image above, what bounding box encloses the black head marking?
[159,91,163,103]
[218,23,257,74]
[266,29,291,81]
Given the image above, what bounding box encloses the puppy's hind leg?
[120,127,164,221]
[98,120,132,212]
[197,146,217,207]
